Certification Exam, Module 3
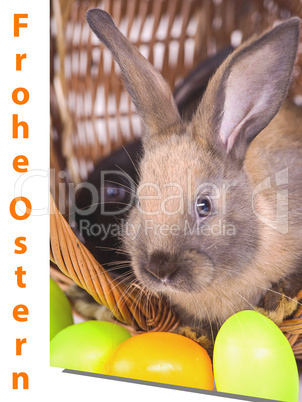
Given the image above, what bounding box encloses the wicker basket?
[50,0,302,358]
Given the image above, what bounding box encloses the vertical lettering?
[14,14,28,37]
[13,305,29,322]
[16,54,27,71]
[15,266,26,288]
[10,197,32,221]
[14,237,27,254]
[12,372,29,390]
[12,89,30,106]
[16,338,27,356]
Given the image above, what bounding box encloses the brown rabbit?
[86,10,302,338]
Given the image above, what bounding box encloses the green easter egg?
[50,321,131,374]
[50,277,74,340]
[213,310,298,402]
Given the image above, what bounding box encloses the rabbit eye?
[195,196,212,218]
[104,183,126,202]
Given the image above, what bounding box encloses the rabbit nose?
[146,250,178,281]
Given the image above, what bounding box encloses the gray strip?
[63,369,280,402]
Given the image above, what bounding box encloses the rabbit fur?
[86,9,302,336]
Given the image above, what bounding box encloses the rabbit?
[73,46,232,278]
[86,9,302,340]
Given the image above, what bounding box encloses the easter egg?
[106,332,213,390]
[50,277,74,340]
[50,321,131,374]
[213,310,298,401]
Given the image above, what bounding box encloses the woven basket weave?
[50,0,302,358]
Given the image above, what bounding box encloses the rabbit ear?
[86,9,181,137]
[194,18,300,163]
